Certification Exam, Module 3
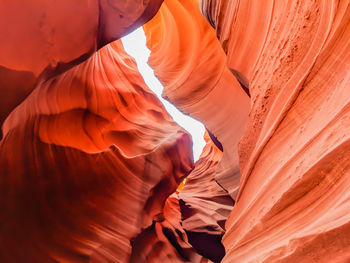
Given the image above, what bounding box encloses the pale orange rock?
[0,0,163,76]
[0,41,193,262]
[200,1,350,262]
[143,0,250,200]
[0,0,164,140]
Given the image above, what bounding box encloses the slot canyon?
[0,0,349,262]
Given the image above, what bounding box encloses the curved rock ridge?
[179,131,234,262]
[0,40,193,262]
[129,133,233,263]
[0,0,164,76]
[130,194,207,263]
[0,0,164,134]
[0,0,349,262]
[143,0,250,199]
[199,1,350,262]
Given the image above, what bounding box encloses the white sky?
[121,28,205,161]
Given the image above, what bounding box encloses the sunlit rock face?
[1,0,349,262]
[0,40,193,262]
[0,0,164,136]
[199,1,350,262]
[142,2,250,259]
[143,0,250,200]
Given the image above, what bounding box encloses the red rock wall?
[200,1,350,262]
[0,0,164,136]
[0,40,193,262]
[143,0,250,200]
[1,0,349,262]
[179,132,234,262]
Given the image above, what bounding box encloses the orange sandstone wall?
[0,0,164,138]
[0,41,193,262]
[179,132,234,262]
[0,0,349,262]
[200,1,350,262]
[143,0,250,200]
[143,0,350,262]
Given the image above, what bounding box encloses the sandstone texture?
[0,0,349,262]
[199,1,350,262]
[179,132,234,262]
[143,0,251,200]
[0,41,193,262]
[0,0,163,136]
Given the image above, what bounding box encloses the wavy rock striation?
[179,132,234,262]
[130,194,206,263]
[1,0,349,262]
[0,41,193,262]
[143,0,250,200]
[0,0,164,136]
[199,1,350,262]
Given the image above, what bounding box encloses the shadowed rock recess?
[0,0,349,262]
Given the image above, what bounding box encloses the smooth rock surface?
[0,0,164,141]
[199,1,350,262]
[179,132,234,263]
[143,0,250,200]
[0,0,164,76]
[1,0,349,262]
[0,41,193,262]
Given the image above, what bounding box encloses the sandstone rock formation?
[144,0,350,262]
[199,1,350,262]
[143,0,251,200]
[130,194,206,263]
[0,0,164,137]
[179,132,234,262]
[0,40,193,262]
[1,0,349,262]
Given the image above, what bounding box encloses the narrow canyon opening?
[1,1,348,262]
[121,27,206,162]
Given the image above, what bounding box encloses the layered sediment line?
[199,1,350,262]
[0,41,193,262]
[143,0,250,200]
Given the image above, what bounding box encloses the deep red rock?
[1,0,349,262]
[179,132,234,262]
[0,41,193,262]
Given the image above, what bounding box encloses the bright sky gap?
[121,28,205,161]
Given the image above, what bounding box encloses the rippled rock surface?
[1,0,349,262]
[0,40,193,262]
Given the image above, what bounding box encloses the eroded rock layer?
[199,1,350,262]
[143,0,250,199]
[0,41,193,262]
[179,132,234,262]
[1,0,349,262]
[130,194,206,263]
[0,0,164,136]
